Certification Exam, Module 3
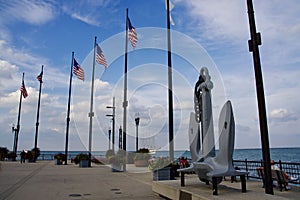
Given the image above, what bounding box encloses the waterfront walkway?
[0,161,299,200]
[0,161,160,200]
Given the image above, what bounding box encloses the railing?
[233,159,300,185]
[3,153,105,161]
[36,153,104,161]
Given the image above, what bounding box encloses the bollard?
[181,172,185,187]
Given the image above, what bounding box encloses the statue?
[179,67,248,195]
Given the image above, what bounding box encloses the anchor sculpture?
[179,67,248,195]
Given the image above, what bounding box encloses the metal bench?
[272,169,289,191]
[257,168,295,191]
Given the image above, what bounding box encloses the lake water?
[153,148,300,163]
[41,147,300,163]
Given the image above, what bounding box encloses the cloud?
[175,0,248,44]
[269,108,297,123]
[61,0,119,27]
[177,0,300,41]
[0,40,46,70]
[0,60,19,93]
[0,0,56,25]
[0,39,70,92]
[176,0,300,68]
[70,13,101,26]
[236,124,251,133]
[270,109,289,118]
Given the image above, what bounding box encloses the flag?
[96,44,108,68]
[20,79,28,98]
[73,58,84,81]
[166,0,175,26]
[127,16,138,48]
[36,71,43,83]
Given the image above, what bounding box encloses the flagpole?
[88,36,97,165]
[34,65,43,161]
[64,52,74,165]
[166,0,174,161]
[13,72,25,160]
[122,8,129,171]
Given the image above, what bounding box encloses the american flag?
[166,0,175,26]
[36,71,43,83]
[73,58,84,81]
[127,17,138,48]
[96,44,107,68]
[20,80,28,98]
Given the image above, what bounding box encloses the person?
[271,160,298,182]
[20,150,26,164]
[179,157,189,168]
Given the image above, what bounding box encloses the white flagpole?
[88,36,97,165]
[166,0,174,162]
[122,8,129,172]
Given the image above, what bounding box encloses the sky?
[0,0,300,153]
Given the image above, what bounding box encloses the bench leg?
[262,178,265,188]
[277,180,283,191]
[231,176,237,183]
[240,175,246,193]
[212,177,218,195]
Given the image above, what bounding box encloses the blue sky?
[1,0,300,152]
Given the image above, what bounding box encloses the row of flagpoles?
[64,9,140,166]
[66,2,175,166]
[13,1,175,166]
[13,67,43,161]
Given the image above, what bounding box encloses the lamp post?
[106,97,115,151]
[135,113,140,152]
[12,124,18,161]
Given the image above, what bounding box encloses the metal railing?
[6,153,104,162]
[233,159,300,185]
[37,153,104,161]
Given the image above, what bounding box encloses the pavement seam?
[0,161,50,200]
[123,172,152,186]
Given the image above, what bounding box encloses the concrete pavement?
[0,161,161,200]
[1,161,299,200]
